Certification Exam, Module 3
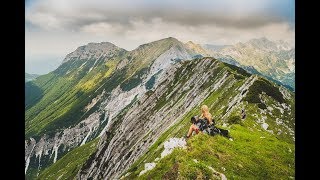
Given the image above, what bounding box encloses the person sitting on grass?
[186,105,231,139]
[186,105,213,138]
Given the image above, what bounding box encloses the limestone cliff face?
[25,112,102,175]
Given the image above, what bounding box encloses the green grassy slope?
[25,56,124,138]
[124,104,294,179]
[122,60,294,179]
[137,128,294,179]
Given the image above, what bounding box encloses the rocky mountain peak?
[185,41,200,49]
[62,42,125,64]
[185,40,196,45]
[136,37,180,47]
[185,41,212,56]
[129,37,191,60]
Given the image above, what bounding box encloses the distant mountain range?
[25,73,39,82]
[25,37,295,179]
[199,37,295,90]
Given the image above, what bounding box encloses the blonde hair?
[200,105,212,124]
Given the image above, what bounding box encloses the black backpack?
[196,119,208,131]
[206,123,230,138]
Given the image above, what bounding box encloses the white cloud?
[25,0,294,74]
[26,18,294,60]
[80,22,126,36]
[26,0,292,30]
[77,18,294,47]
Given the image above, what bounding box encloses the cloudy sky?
[26,0,295,74]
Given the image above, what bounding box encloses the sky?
[25,0,295,74]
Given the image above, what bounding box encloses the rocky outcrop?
[161,138,187,158]
[136,137,187,177]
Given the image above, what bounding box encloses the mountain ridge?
[77,57,294,179]
[25,37,295,179]
[25,37,202,178]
